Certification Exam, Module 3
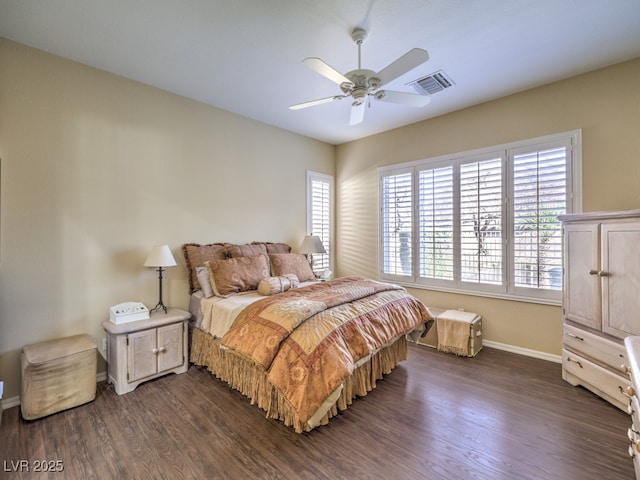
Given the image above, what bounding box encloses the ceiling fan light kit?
[289,27,431,125]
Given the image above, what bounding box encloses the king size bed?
[183,241,433,433]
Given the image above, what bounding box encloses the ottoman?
[21,334,97,420]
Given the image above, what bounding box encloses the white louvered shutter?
[460,158,503,285]
[308,173,332,274]
[512,147,567,290]
[382,171,413,278]
[418,166,454,280]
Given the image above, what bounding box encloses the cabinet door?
[563,222,601,329]
[602,222,640,338]
[157,323,184,373]
[128,329,158,382]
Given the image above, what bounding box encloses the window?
[307,171,333,275]
[379,131,581,304]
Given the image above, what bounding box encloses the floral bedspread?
[220,276,432,428]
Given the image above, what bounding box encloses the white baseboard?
[1,371,108,411]
[483,340,562,364]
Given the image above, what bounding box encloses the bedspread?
[220,276,432,429]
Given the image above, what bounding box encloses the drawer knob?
[622,364,631,374]
[589,269,599,275]
[628,386,637,397]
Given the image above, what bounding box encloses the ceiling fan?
[289,28,431,125]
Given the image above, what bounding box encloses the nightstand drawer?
[564,323,627,370]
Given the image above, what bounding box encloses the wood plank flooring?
[0,344,634,479]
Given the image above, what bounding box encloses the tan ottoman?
[21,334,97,420]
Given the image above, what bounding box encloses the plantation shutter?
[418,166,454,280]
[382,170,413,278]
[512,146,567,290]
[460,158,503,285]
[308,174,332,274]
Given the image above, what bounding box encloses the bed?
[183,242,433,433]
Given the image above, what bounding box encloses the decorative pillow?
[182,243,229,293]
[262,242,292,254]
[257,274,300,296]
[226,243,267,258]
[206,253,270,297]
[196,266,214,298]
[269,253,316,282]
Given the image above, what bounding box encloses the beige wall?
[1,35,638,403]
[0,39,335,399]
[335,58,640,357]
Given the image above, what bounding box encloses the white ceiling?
[1,0,639,145]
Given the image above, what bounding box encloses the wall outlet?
[102,338,107,351]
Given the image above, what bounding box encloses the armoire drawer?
[562,348,630,410]
[563,323,627,371]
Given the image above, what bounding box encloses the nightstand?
[102,308,191,395]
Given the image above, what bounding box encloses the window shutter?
[382,172,413,277]
[460,158,503,285]
[309,175,331,274]
[513,147,567,290]
[418,166,454,280]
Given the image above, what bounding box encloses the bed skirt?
[189,326,409,433]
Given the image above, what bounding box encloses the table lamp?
[298,235,326,271]
[144,245,177,314]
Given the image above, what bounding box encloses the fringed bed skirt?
[190,326,408,433]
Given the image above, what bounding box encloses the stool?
[21,334,97,420]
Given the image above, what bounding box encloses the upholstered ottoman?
[21,334,97,420]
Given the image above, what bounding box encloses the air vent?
[408,70,455,95]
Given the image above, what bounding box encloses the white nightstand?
[102,308,191,395]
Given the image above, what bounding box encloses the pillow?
[196,266,214,298]
[257,274,300,296]
[269,253,316,282]
[263,242,292,254]
[206,253,270,297]
[226,243,267,258]
[182,243,229,293]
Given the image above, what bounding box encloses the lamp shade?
[143,245,177,267]
[298,235,326,255]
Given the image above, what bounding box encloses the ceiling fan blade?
[349,102,365,125]
[289,95,345,110]
[303,57,352,86]
[377,48,429,86]
[375,90,431,107]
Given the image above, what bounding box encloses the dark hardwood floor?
[0,344,634,479]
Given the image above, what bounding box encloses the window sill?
[390,280,562,307]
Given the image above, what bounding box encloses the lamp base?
[149,302,168,314]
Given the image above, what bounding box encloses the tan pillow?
[226,243,267,258]
[269,253,316,282]
[206,253,270,297]
[182,243,229,293]
[257,274,300,296]
[263,242,292,254]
